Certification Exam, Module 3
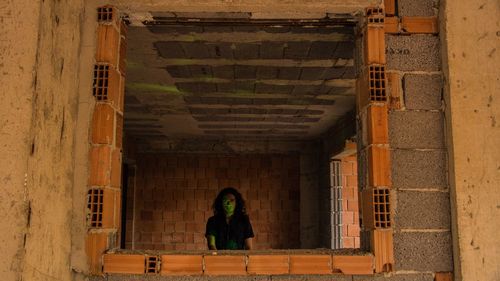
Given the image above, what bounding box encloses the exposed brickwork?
[86,5,127,275]
[340,155,360,248]
[129,153,300,250]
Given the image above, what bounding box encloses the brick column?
[357,6,394,273]
[85,5,127,275]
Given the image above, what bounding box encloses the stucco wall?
[0,1,40,280]
[440,0,500,280]
[0,0,86,280]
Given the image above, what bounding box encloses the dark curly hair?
[212,187,247,217]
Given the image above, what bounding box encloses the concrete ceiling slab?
[124,16,358,148]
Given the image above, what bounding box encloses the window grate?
[369,65,387,102]
[145,256,160,274]
[330,160,343,249]
[97,7,114,23]
[93,64,110,101]
[367,8,385,24]
[373,188,391,228]
[87,189,104,228]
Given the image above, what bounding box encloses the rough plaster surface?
[394,232,453,272]
[0,1,39,280]
[353,273,434,281]
[403,74,443,110]
[397,0,439,17]
[19,1,85,280]
[386,35,441,71]
[441,0,500,280]
[391,149,447,189]
[389,111,444,149]
[394,190,451,229]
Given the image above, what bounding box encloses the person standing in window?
[205,187,254,250]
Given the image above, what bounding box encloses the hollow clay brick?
[85,233,108,274]
[384,0,396,16]
[367,146,391,187]
[91,104,115,145]
[332,255,373,274]
[110,149,122,188]
[247,255,289,275]
[435,272,453,281]
[367,104,389,144]
[160,255,203,275]
[371,229,394,273]
[384,17,400,33]
[102,188,119,228]
[401,17,438,34]
[365,26,386,64]
[103,254,146,274]
[204,255,246,275]
[96,24,120,67]
[387,72,402,109]
[289,255,332,274]
[89,146,111,186]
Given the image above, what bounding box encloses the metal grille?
[330,160,343,249]
[97,7,114,23]
[93,64,110,101]
[373,188,391,228]
[87,189,104,227]
[145,256,160,274]
[369,65,387,102]
[367,8,385,24]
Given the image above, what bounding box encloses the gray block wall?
[387,30,453,274]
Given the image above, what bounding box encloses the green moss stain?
[126,61,144,70]
[127,83,181,94]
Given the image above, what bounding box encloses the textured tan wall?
[1,0,86,280]
[0,1,40,280]
[441,1,500,280]
[21,1,86,280]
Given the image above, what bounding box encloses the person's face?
[222,193,236,217]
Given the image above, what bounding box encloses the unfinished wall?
[128,153,300,250]
[0,1,39,280]
[384,4,453,278]
[341,155,361,248]
[1,0,86,280]
[440,0,500,280]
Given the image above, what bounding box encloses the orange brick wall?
[126,153,300,250]
[341,155,360,248]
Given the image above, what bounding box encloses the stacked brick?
[383,0,453,277]
[128,154,300,250]
[340,155,360,248]
[102,253,374,276]
[85,6,127,274]
[357,6,394,273]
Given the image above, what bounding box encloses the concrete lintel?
[111,0,381,15]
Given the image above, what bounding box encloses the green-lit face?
[222,194,236,217]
